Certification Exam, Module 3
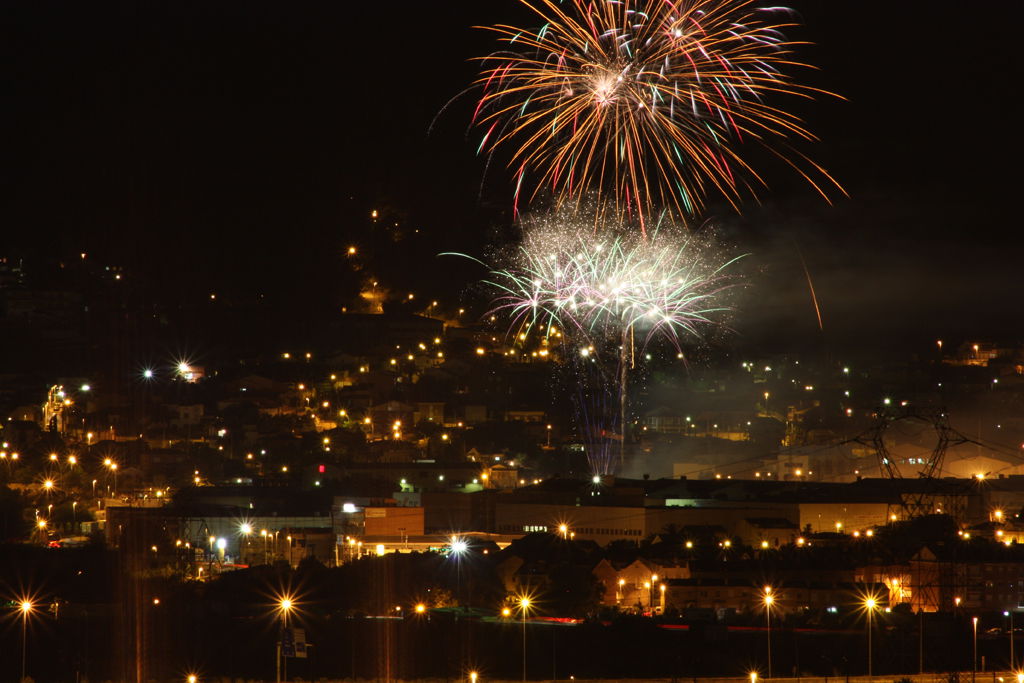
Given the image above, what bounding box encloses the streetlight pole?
[1007,611,1015,670]
[865,598,876,679]
[520,597,530,683]
[277,597,293,683]
[973,616,978,683]
[763,588,774,679]
[20,600,33,683]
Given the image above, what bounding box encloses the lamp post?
[763,588,774,678]
[973,616,978,683]
[239,523,253,564]
[450,537,468,606]
[20,600,33,683]
[519,597,531,683]
[865,598,877,679]
[277,597,294,683]
[1006,611,1015,670]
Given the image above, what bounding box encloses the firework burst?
[474,0,842,226]
[483,215,741,350]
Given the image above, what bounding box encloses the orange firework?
[474,0,842,228]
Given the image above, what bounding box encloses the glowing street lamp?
[763,587,775,678]
[519,596,532,683]
[20,599,33,683]
[276,595,295,683]
[864,597,879,678]
[973,616,979,683]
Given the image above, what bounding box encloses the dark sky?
[6,1,1023,351]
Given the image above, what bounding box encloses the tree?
[0,485,29,541]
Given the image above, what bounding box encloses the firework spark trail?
[569,356,621,475]
[474,0,843,228]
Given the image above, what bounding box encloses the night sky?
[6,1,1023,352]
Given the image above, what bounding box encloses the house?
[592,557,690,608]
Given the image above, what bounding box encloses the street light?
[450,536,468,605]
[973,616,979,683]
[20,599,33,683]
[276,595,295,683]
[1006,611,1015,670]
[864,597,878,678]
[519,596,531,683]
[763,587,775,678]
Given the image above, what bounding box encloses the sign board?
[280,626,295,658]
[279,626,307,659]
